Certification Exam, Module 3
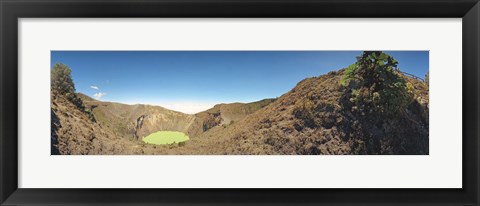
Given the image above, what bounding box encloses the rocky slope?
[196,70,429,155]
[51,95,145,155]
[186,98,276,137]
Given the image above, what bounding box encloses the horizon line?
[79,92,276,114]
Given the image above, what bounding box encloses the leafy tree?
[342,51,414,117]
[51,63,85,111]
[51,63,76,99]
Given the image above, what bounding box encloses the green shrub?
[342,51,414,117]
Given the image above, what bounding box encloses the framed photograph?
[1,0,479,205]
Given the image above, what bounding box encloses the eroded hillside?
[212,70,429,155]
[79,94,196,140]
[78,94,275,141]
[187,99,276,137]
[51,95,146,155]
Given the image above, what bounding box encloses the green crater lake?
[143,131,190,145]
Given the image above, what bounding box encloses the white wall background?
[18,18,462,188]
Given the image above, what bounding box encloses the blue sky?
[51,51,429,113]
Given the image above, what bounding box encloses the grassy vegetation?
[143,131,190,145]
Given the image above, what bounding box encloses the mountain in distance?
[77,93,275,142]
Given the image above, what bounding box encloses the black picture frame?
[1,0,479,205]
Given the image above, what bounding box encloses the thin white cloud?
[93,92,107,100]
[90,85,99,90]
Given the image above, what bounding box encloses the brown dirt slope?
[51,95,145,155]
[197,70,429,155]
[187,98,276,137]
